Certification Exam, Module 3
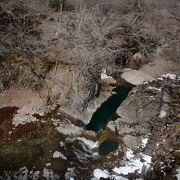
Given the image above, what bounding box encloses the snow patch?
[46,163,51,167]
[147,87,162,91]
[144,74,179,84]
[113,150,152,176]
[53,151,67,160]
[18,167,29,180]
[56,123,82,136]
[111,176,128,180]
[13,106,39,127]
[101,68,112,80]
[159,109,167,118]
[93,169,109,179]
[175,168,180,180]
[142,154,152,165]
[157,78,163,81]
[52,118,60,126]
[162,74,176,80]
[126,149,134,159]
[113,159,143,175]
[141,138,149,148]
[43,168,53,180]
[60,141,65,147]
[92,150,152,179]
[31,171,40,180]
[76,137,99,149]
[12,104,59,127]
[1,168,40,179]
[65,167,76,179]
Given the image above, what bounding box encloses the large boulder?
[108,75,179,150]
[121,70,154,85]
[45,66,116,125]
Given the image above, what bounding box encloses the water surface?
[86,86,131,132]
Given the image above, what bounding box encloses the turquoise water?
[86,86,131,132]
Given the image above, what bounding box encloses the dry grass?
[0,0,179,105]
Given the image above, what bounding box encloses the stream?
[86,85,132,155]
[86,85,132,132]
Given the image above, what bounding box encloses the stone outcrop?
[121,69,154,85]
[108,75,179,151]
[44,65,118,125]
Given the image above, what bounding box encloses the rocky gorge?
[0,0,180,179]
[0,70,179,179]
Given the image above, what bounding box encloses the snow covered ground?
[112,150,152,175]
[92,148,152,180]
[175,168,180,180]
[92,137,152,180]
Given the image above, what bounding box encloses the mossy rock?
[0,132,61,172]
[0,118,62,172]
[97,130,116,143]
[176,123,180,129]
